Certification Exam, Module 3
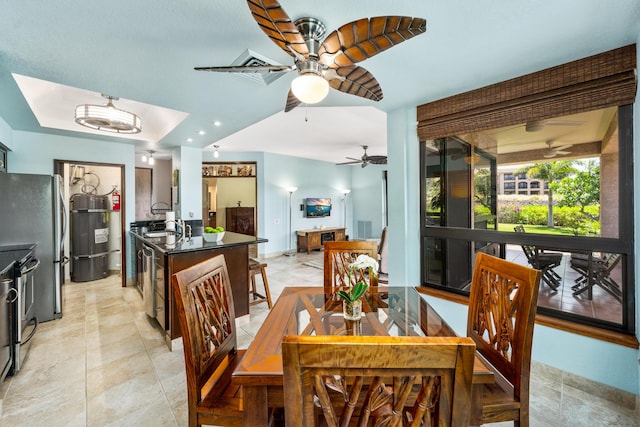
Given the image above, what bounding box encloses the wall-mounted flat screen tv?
[305,198,331,217]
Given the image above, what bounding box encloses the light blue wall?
[351,164,386,239]
[0,115,12,149]
[5,130,136,278]
[176,146,202,221]
[200,150,387,255]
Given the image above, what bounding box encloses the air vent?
[230,49,287,86]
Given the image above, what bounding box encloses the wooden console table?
[296,227,346,254]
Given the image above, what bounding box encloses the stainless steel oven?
[12,252,39,373]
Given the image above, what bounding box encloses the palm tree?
[518,160,577,227]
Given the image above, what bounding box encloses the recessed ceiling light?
[213,121,221,127]
[187,138,193,142]
[198,130,206,135]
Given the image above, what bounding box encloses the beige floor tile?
[1,249,637,426]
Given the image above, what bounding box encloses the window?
[417,45,636,336]
[504,173,515,180]
[530,181,540,189]
[504,182,515,190]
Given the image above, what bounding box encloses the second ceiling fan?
[195,0,426,112]
[337,145,387,168]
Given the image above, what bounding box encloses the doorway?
[203,162,258,255]
[54,160,126,287]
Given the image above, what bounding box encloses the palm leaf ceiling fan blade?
[247,0,308,57]
[326,66,383,101]
[195,0,427,112]
[318,16,427,68]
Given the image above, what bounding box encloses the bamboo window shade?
[416,44,637,141]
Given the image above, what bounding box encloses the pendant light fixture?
[141,150,154,165]
[75,94,142,134]
[213,145,220,158]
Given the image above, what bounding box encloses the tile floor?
[0,250,637,426]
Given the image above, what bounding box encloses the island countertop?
[130,229,268,342]
[130,230,268,254]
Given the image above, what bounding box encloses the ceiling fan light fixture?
[75,94,142,134]
[291,73,329,104]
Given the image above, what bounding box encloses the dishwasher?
[141,244,155,318]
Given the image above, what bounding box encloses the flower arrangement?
[337,254,379,303]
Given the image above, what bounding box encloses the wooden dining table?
[232,286,494,426]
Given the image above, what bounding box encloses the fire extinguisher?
[112,190,121,211]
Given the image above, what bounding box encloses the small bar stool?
[249,258,272,308]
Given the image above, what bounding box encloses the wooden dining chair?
[323,240,379,293]
[282,335,476,427]
[172,254,244,427]
[467,252,541,427]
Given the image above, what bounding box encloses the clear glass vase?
[343,299,362,321]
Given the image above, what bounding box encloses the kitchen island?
[130,230,267,348]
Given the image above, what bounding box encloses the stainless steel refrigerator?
[0,173,66,322]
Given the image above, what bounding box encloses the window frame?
[416,44,637,337]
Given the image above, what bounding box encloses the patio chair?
[571,252,622,302]
[514,225,563,291]
[467,252,541,426]
[282,335,476,427]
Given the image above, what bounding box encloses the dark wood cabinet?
[296,227,346,254]
[226,207,255,236]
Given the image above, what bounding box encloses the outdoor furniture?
[282,335,476,427]
[171,255,244,427]
[467,252,542,426]
[323,240,379,293]
[514,225,563,291]
[571,252,622,302]
[232,286,494,426]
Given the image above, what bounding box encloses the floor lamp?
[284,186,298,256]
[342,189,351,236]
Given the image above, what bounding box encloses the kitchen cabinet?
[0,277,13,383]
[226,207,255,236]
[296,227,346,254]
[130,230,267,349]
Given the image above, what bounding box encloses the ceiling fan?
[542,140,573,158]
[525,119,584,132]
[195,0,426,112]
[337,145,387,168]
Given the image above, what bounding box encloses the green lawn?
[498,223,576,236]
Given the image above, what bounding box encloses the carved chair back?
[282,335,476,427]
[172,254,243,427]
[323,240,379,293]
[467,252,541,425]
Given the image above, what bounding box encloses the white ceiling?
[0,1,638,163]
